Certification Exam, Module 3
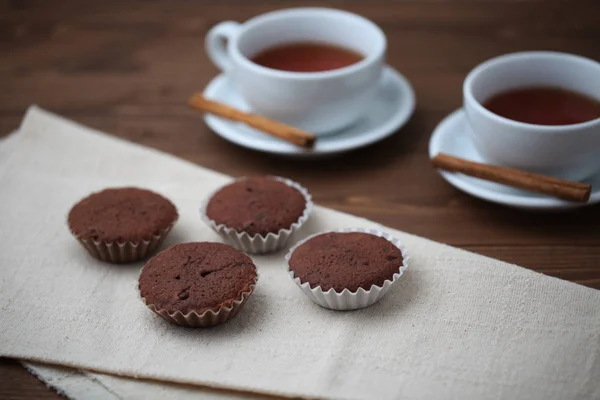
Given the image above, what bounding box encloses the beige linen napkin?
[23,363,248,400]
[1,107,599,400]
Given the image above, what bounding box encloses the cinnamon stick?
[431,153,591,203]
[188,93,316,148]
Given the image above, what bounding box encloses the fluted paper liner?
[138,271,259,328]
[285,228,409,311]
[71,222,176,264]
[200,176,313,254]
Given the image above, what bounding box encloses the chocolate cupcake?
[286,228,408,310]
[68,187,178,263]
[138,242,258,327]
[201,176,312,254]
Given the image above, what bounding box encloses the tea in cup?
[205,8,386,134]
[463,51,600,181]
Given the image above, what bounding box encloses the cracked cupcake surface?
[68,187,178,243]
[139,242,257,315]
[206,176,307,237]
[289,232,404,292]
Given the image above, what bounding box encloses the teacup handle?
[205,21,241,72]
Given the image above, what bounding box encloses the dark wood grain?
[1,0,599,398]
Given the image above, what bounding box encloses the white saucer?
[429,109,600,211]
[202,65,415,157]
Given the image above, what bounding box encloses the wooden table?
[1,1,599,398]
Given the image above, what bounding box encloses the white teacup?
[205,8,386,134]
[463,51,600,181]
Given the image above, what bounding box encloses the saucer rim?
[202,65,415,157]
[428,108,600,210]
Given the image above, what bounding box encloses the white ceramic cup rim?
[463,51,600,132]
[227,7,386,80]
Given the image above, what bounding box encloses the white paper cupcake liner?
[72,222,176,264]
[285,228,409,311]
[200,176,313,254]
[138,272,258,328]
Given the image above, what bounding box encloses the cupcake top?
[206,176,307,237]
[139,242,257,315]
[288,232,404,292]
[68,187,178,243]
